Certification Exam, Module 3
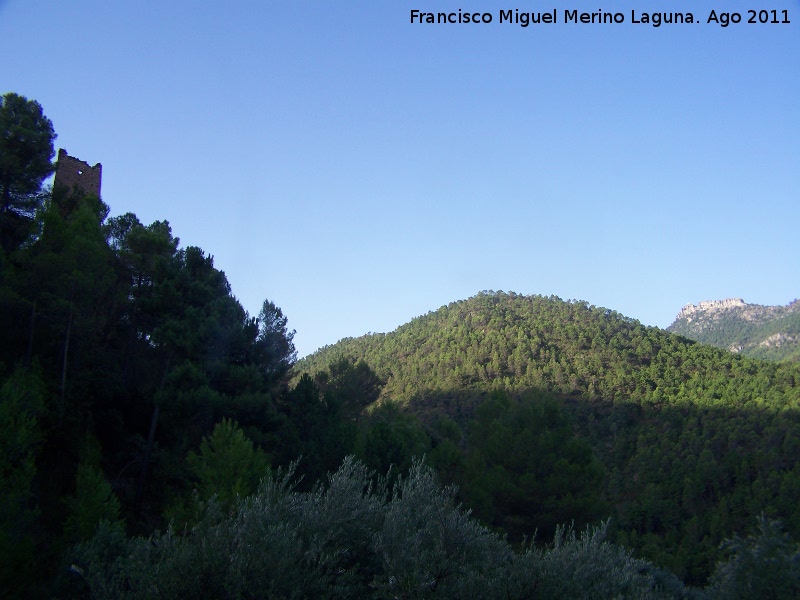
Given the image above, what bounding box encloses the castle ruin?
[54,149,102,197]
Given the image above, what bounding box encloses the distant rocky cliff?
[668,298,800,362]
[676,298,746,320]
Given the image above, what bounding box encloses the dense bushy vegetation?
[3,93,800,597]
[68,457,691,599]
[1,94,310,596]
[66,458,800,599]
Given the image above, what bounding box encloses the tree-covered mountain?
[296,291,800,583]
[667,298,800,362]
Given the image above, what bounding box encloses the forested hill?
[296,291,799,416]
[667,298,800,362]
[296,291,800,582]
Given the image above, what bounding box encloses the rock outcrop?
[668,298,800,362]
[677,298,746,322]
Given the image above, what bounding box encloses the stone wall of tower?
[54,149,102,197]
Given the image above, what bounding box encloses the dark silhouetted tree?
[0,93,56,252]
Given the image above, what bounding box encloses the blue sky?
[2,1,798,357]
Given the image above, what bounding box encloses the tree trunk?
[25,298,36,365]
[58,308,72,425]
[134,353,171,516]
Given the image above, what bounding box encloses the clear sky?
[2,1,798,357]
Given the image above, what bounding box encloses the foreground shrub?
[71,457,690,599]
[706,513,800,599]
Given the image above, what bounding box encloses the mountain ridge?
[668,297,800,361]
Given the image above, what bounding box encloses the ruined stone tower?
[54,149,102,197]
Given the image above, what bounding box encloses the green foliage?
[706,514,800,599]
[256,299,297,380]
[460,389,606,541]
[296,291,800,583]
[63,463,124,544]
[0,96,300,590]
[523,521,691,599]
[356,401,431,478]
[164,418,270,531]
[371,457,512,598]
[280,358,385,486]
[72,457,687,599]
[319,356,383,417]
[187,417,269,507]
[73,458,384,599]
[0,367,46,597]
[0,92,56,253]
